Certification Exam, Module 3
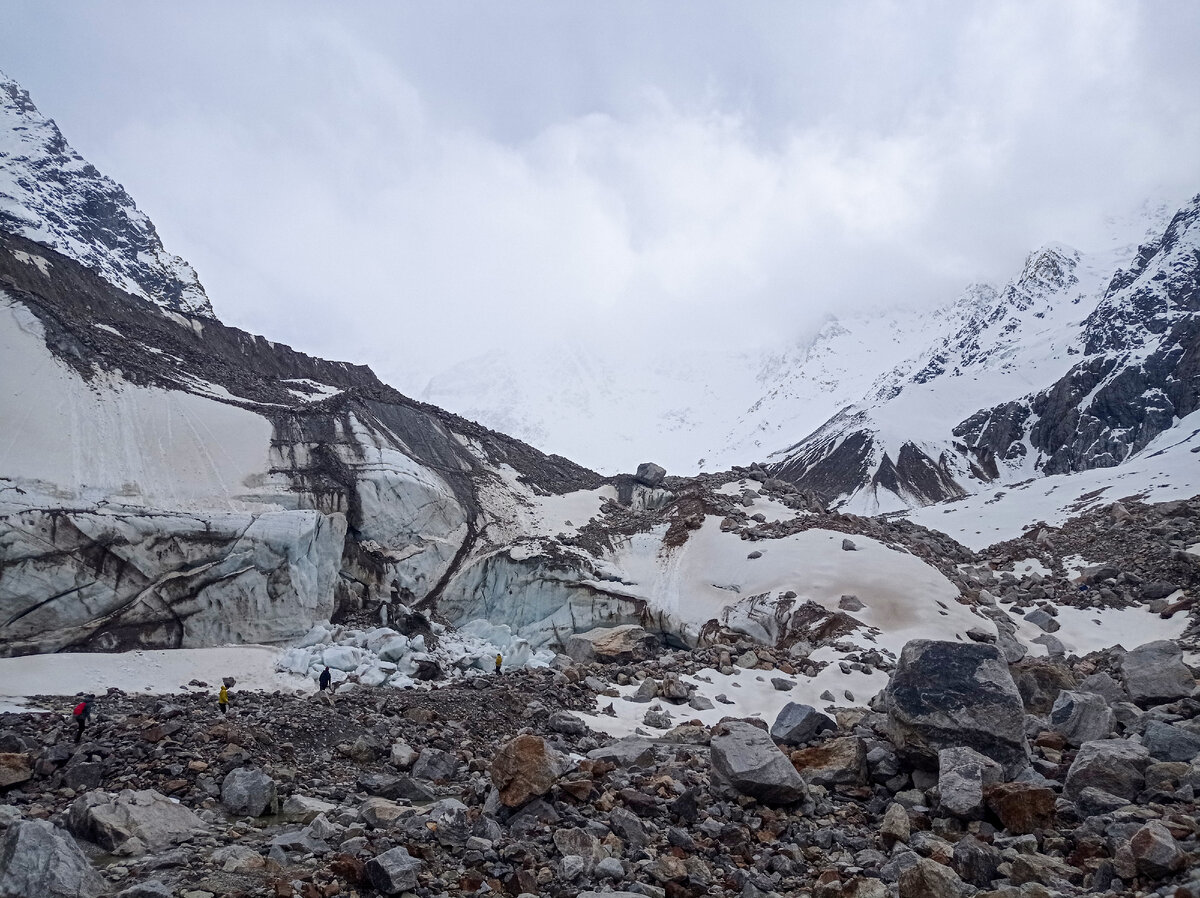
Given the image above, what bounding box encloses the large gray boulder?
[634,462,667,487]
[67,789,206,853]
[0,819,104,898]
[1120,640,1195,706]
[770,702,837,745]
[221,767,278,817]
[411,748,458,783]
[1142,720,1200,762]
[937,747,1002,818]
[562,624,658,664]
[1064,738,1150,801]
[365,845,423,894]
[1049,690,1114,747]
[709,721,808,805]
[883,640,1029,773]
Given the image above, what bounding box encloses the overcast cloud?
[1,1,1199,393]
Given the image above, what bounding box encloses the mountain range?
[1,68,1197,659]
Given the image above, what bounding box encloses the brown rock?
[790,736,867,787]
[984,782,1056,834]
[1130,820,1186,877]
[490,735,564,807]
[0,753,32,788]
[898,857,965,898]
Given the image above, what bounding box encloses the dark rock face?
[0,818,104,898]
[0,76,211,317]
[958,195,1200,476]
[709,720,808,805]
[883,640,1028,773]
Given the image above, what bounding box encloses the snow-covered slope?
[421,309,937,476]
[0,71,211,317]
[767,195,1200,514]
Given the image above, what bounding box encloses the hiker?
[218,683,229,715]
[318,666,332,691]
[73,695,94,743]
[495,652,502,674]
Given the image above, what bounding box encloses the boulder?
[280,794,337,824]
[710,720,808,805]
[1063,738,1150,801]
[221,767,278,817]
[357,773,434,802]
[1129,820,1186,877]
[635,462,666,487]
[0,753,32,789]
[883,640,1029,773]
[67,789,206,853]
[1142,720,1200,762]
[790,736,867,787]
[586,738,658,767]
[411,748,458,783]
[1049,690,1114,747]
[359,797,409,828]
[880,802,910,847]
[951,835,1003,888]
[937,747,1002,818]
[897,856,965,898]
[1120,640,1195,706]
[1077,671,1125,703]
[365,845,423,894]
[1012,658,1077,714]
[562,625,657,664]
[490,735,565,807]
[770,702,837,745]
[0,819,104,898]
[983,782,1056,834]
[1023,608,1059,632]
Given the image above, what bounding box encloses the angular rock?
[280,794,337,824]
[770,702,837,745]
[634,462,666,487]
[983,782,1056,834]
[1023,608,1060,632]
[411,747,457,783]
[0,753,32,789]
[937,747,1002,818]
[1049,690,1114,747]
[710,720,808,804]
[587,738,658,767]
[1129,820,1186,877]
[220,767,277,817]
[1064,738,1150,801]
[359,797,408,828]
[1077,671,1125,703]
[884,640,1029,773]
[951,835,1002,888]
[357,773,435,802]
[790,736,867,787]
[365,845,423,894]
[68,789,206,853]
[563,625,657,664]
[1012,658,1077,714]
[0,819,104,898]
[1120,640,1195,706]
[897,856,965,898]
[1143,719,1200,762]
[880,802,910,847]
[490,735,565,807]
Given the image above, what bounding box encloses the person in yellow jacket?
[494,653,502,674]
[218,683,229,715]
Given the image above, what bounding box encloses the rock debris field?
[2,626,1200,898]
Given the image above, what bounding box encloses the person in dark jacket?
[318,666,332,691]
[73,695,94,743]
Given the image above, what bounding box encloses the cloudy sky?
[2,1,1199,400]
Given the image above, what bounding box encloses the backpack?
[73,701,87,717]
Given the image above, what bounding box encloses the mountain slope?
[0,71,211,317]
[766,196,1200,513]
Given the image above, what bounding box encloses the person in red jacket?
[73,695,94,744]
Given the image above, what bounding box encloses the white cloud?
[1,0,1197,401]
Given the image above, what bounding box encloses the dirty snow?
[0,645,304,711]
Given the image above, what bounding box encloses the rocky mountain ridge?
[0,71,211,318]
[767,195,1200,514]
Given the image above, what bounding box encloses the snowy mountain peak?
[0,71,212,317]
